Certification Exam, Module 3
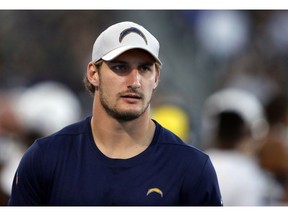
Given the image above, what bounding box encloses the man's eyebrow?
[107,60,154,65]
[106,60,127,64]
[141,61,154,65]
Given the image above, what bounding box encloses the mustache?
[118,89,144,98]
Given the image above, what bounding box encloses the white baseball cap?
[14,81,82,136]
[92,21,162,65]
[203,88,269,141]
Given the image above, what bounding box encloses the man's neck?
[90,111,155,159]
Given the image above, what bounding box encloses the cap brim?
[102,45,162,65]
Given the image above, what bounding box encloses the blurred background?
[1,10,288,206]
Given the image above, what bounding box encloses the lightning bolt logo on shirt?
[146,188,163,198]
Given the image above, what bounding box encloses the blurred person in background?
[202,88,284,205]
[8,21,222,206]
[151,102,191,143]
[0,81,81,205]
[259,92,288,204]
[0,93,23,205]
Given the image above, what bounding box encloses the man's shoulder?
[155,121,209,161]
[35,116,91,148]
[55,116,90,136]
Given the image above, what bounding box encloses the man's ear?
[153,68,161,89]
[87,62,99,87]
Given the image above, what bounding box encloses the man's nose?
[127,68,141,89]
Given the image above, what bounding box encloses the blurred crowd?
[1,10,288,205]
[0,81,82,204]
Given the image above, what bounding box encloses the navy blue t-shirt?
[8,116,222,206]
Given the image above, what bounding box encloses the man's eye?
[139,65,152,72]
[111,64,130,73]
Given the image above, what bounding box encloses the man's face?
[97,49,160,121]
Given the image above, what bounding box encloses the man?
[8,21,222,206]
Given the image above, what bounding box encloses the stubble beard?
[99,84,152,122]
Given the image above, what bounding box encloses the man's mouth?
[121,94,142,99]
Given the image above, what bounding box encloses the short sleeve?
[180,157,223,206]
[8,141,47,206]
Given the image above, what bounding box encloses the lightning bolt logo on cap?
[119,27,148,45]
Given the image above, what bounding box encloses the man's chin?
[114,111,142,122]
